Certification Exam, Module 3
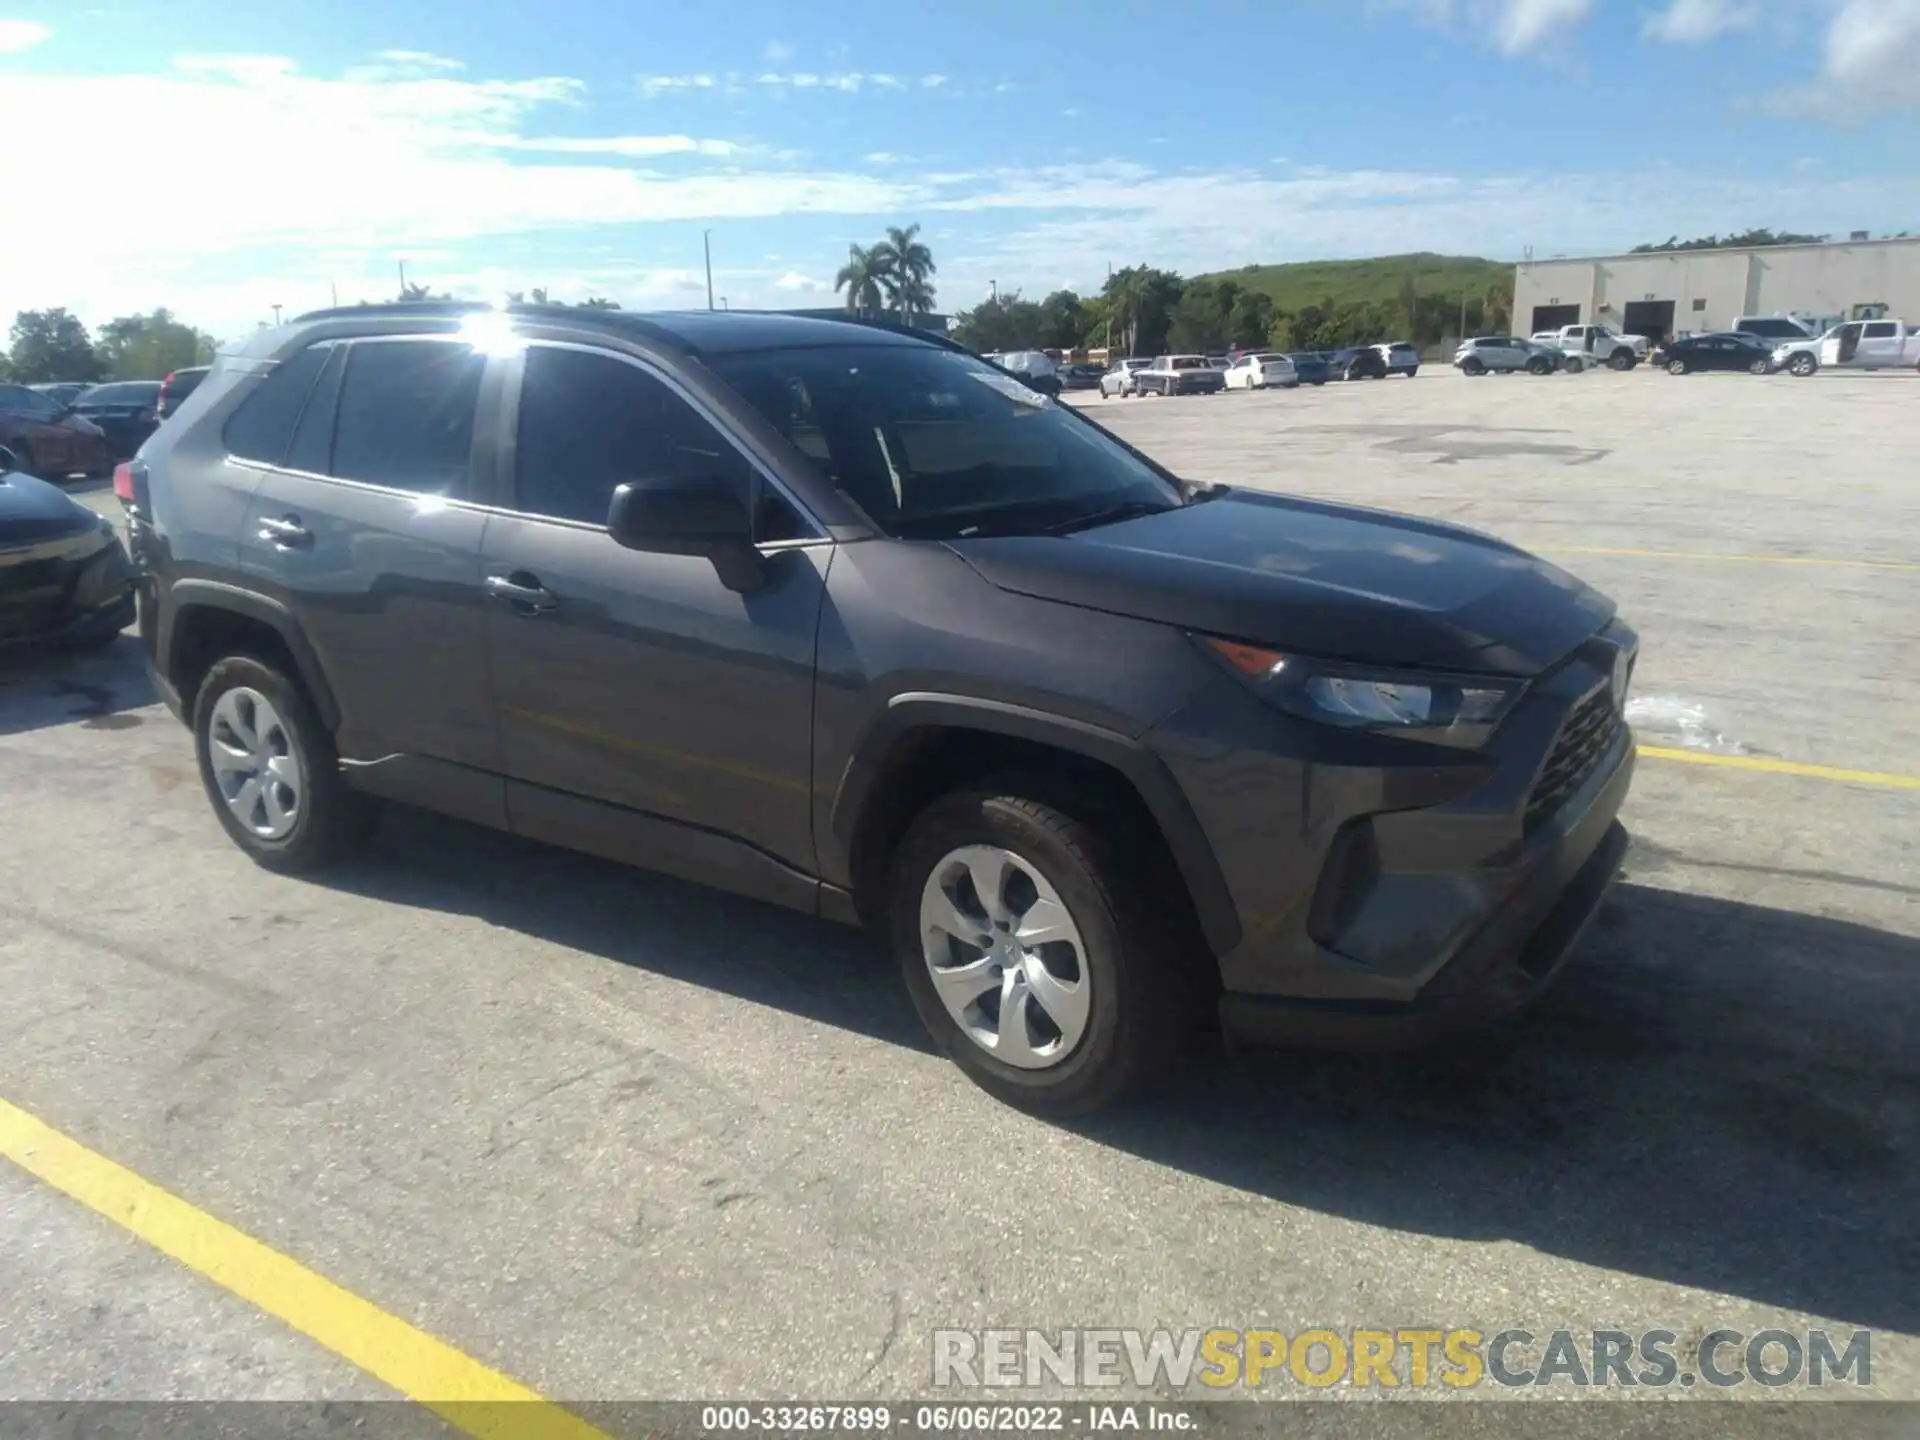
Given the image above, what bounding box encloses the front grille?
[1525,686,1622,831]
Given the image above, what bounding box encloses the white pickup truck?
[1531,324,1648,370]
[1771,318,1920,376]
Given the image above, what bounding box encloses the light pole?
[704,230,714,311]
[271,304,282,325]
[720,296,729,310]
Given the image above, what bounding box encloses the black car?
[1056,363,1104,392]
[157,366,211,420]
[1326,346,1388,380]
[1286,351,1332,385]
[1662,333,1774,376]
[125,302,1636,1115]
[73,380,163,462]
[0,443,136,650]
[31,382,95,408]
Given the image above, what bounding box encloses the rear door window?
[328,340,485,495]
[1863,322,1898,339]
[223,345,329,466]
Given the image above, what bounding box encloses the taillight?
[112,462,136,503]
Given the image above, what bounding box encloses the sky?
[3,0,1919,341]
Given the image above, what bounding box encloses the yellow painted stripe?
[1547,545,1920,572]
[0,1096,607,1440]
[1637,745,1920,791]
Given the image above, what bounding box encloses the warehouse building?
[1513,235,1920,347]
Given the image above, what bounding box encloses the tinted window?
[1863,322,1898,338]
[223,346,329,465]
[709,343,1179,539]
[79,382,160,406]
[330,340,484,494]
[0,384,62,417]
[513,346,756,526]
[284,346,346,475]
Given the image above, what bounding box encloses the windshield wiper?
[1041,500,1177,535]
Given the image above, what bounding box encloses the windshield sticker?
[969,371,1055,409]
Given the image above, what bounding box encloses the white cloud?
[763,40,792,62]
[1488,0,1592,55]
[1641,0,1756,43]
[0,52,914,332]
[921,73,949,88]
[0,18,50,52]
[639,72,717,95]
[1770,0,1920,116]
[774,270,826,291]
[1367,0,1592,54]
[374,49,465,71]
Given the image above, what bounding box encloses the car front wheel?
[891,785,1189,1115]
[1790,354,1818,377]
[1667,358,1690,375]
[193,654,376,873]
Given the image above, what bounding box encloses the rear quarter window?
[222,344,330,466]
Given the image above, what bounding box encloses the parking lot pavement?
[2,369,1917,1414]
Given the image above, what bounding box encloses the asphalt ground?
[2,365,1916,1432]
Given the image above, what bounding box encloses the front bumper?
[0,526,136,650]
[1149,624,1638,1049]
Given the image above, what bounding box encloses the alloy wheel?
[206,687,304,840]
[919,845,1091,1070]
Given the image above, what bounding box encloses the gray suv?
[123,303,1636,1114]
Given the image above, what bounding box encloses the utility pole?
[271,304,282,325]
[990,279,997,303]
[330,282,338,308]
[704,230,714,311]
[398,260,408,296]
[1105,261,1113,357]
[1458,290,1467,342]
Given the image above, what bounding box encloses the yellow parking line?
[1637,745,1920,790]
[1547,545,1920,572]
[0,1097,607,1440]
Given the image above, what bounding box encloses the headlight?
[1199,636,1524,748]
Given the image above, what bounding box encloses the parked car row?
[1,367,213,480]
[1094,341,1418,398]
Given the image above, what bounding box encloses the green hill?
[1195,251,1511,310]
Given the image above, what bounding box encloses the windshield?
[707,343,1181,540]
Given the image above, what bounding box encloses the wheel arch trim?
[828,691,1242,957]
[160,580,341,730]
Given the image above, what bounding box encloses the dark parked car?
[1326,346,1388,380]
[1057,363,1104,392]
[157,366,211,420]
[125,303,1636,1114]
[1375,342,1421,378]
[1663,333,1774,376]
[72,380,164,462]
[31,382,95,407]
[0,382,109,480]
[1285,351,1332,385]
[0,443,136,649]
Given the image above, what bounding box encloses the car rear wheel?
[1610,351,1637,371]
[1667,358,1690,376]
[891,784,1189,1115]
[1749,357,1770,375]
[193,654,377,873]
[1461,357,1486,376]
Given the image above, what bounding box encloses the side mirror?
[0,444,18,473]
[607,477,764,593]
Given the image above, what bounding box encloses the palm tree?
[579,296,621,309]
[835,243,887,316]
[873,223,936,322]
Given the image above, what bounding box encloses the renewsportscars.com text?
[932,1327,1872,1391]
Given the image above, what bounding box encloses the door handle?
[257,515,312,548]
[485,573,558,614]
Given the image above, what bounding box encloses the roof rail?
[796,312,973,354]
[290,300,499,323]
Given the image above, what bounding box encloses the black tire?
[1667,358,1689,376]
[1404,368,1419,379]
[890,783,1189,1116]
[1527,357,1551,375]
[1791,353,1818,377]
[1749,357,1770,376]
[1462,357,1486,376]
[192,654,376,874]
[1610,351,1637,371]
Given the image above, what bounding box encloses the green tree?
[950,291,1045,352]
[873,223,937,323]
[1102,266,1184,356]
[834,243,887,316]
[94,310,216,381]
[1036,290,1086,351]
[1226,290,1274,349]
[5,308,102,384]
[579,296,621,309]
[1630,228,1828,253]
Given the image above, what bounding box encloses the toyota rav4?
[122,303,1636,1115]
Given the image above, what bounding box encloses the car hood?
[0,471,99,546]
[946,489,1615,678]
